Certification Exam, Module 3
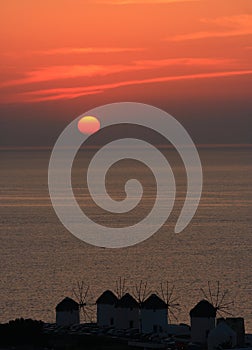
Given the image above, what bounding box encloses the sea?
[1,146,251,331]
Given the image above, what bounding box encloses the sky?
[0,0,252,147]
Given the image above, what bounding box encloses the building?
[56,297,80,326]
[96,290,118,327]
[115,293,139,330]
[167,324,190,337]
[190,299,217,345]
[224,317,245,347]
[208,320,237,350]
[140,294,168,334]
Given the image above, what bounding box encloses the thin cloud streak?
[1,58,236,87]
[16,69,252,103]
[33,47,145,55]
[169,14,252,41]
[2,47,144,58]
[94,0,199,4]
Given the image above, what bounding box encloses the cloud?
[1,57,236,87]
[168,15,252,41]
[32,47,145,55]
[2,47,144,58]
[14,69,252,103]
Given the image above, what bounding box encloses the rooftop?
[96,290,118,305]
[56,297,79,312]
[142,294,167,310]
[190,299,217,318]
[116,293,139,309]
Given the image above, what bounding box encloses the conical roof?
[96,290,118,305]
[56,297,79,312]
[142,294,167,310]
[190,299,216,318]
[116,293,139,309]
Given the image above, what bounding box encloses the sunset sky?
[1,0,252,146]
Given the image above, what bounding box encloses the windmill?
[72,281,95,323]
[132,280,151,306]
[157,281,181,323]
[200,281,235,317]
[115,277,127,299]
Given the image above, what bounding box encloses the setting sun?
[78,116,101,135]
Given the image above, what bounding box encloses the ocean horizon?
[1,146,251,331]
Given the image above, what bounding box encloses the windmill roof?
[116,293,139,309]
[142,294,167,310]
[190,299,217,318]
[56,297,79,312]
[96,290,118,305]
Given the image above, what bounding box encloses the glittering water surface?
[1,147,251,331]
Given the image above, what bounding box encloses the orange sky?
[0,0,252,145]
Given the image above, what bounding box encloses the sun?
[78,116,101,135]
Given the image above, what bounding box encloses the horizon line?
[1,143,251,151]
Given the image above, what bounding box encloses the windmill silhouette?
[115,277,127,299]
[157,281,181,323]
[200,281,235,317]
[72,281,95,323]
[132,280,152,306]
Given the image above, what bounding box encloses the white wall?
[140,309,168,334]
[56,310,80,326]
[191,317,216,344]
[115,307,139,330]
[97,304,116,327]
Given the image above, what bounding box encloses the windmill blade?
[133,280,149,303]
[85,306,95,322]
[115,277,127,298]
[216,281,220,308]
[169,295,180,305]
[218,290,228,307]
[120,278,124,296]
[200,282,235,316]
[141,281,149,302]
[208,281,214,305]
[220,301,235,308]
[73,281,84,305]
[72,287,80,302]
[137,280,142,302]
[168,284,175,302]
[77,281,82,296]
[216,309,225,318]
[166,281,169,304]
[168,303,180,309]
[121,278,124,296]
[168,307,179,323]
[122,278,126,295]
[79,302,94,323]
[116,278,121,298]
[77,281,84,303]
[83,285,90,301]
[116,280,119,297]
[217,308,234,317]
[143,281,147,301]
[133,284,140,302]
[132,289,139,302]
[160,283,165,301]
[200,287,210,302]
[82,308,92,323]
